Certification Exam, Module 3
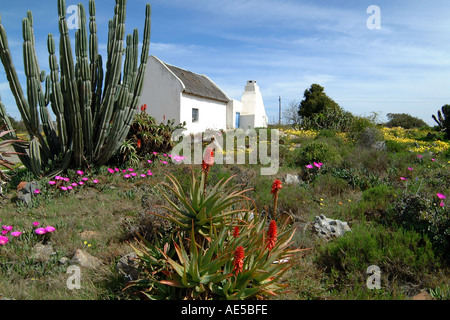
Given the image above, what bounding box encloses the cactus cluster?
[432,105,450,138]
[0,0,151,177]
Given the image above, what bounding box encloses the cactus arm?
[58,0,84,167]
[76,4,94,159]
[93,0,127,159]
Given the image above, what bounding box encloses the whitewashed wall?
[180,93,228,134]
[139,56,182,124]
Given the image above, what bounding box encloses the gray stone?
[32,243,55,263]
[284,173,300,185]
[58,257,70,265]
[70,249,103,269]
[17,181,40,206]
[116,252,141,281]
[311,214,351,240]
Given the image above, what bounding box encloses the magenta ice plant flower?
[0,236,9,246]
[34,189,41,194]
[45,226,56,233]
[440,202,445,207]
[77,170,84,175]
[33,222,40,227]
[35,228,47,235]
[1,230,7,235]
[2,225,13,231]
[11,231,22,237]
[78,182,84,186]
[437,193,447,200]
[408,167,413,171]
[400,177,408,181]
[124,174,131,179]
[82,177,89,181]
[93,180,99,184]
[108,168,115,174]
[306,164,314,169]
[49,181,56,185]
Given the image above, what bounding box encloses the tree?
[283,100,301,125]
[385,113,428,129]
[298,84,341,119]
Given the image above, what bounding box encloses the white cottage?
[139,56,268,133]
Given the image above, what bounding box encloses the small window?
[192,108,199,123]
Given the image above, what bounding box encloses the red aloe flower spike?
[266,220,278,251]
[232,226,240,238]
[271,179,282,220]
[233,246,245,275]
[271,179,282,195]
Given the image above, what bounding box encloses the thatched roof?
[162,62,230,103]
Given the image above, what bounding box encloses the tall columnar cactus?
[0,0,151,177]
[432,105,450,138]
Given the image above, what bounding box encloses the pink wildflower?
[49,181,56,185]
[437,193,447,200]
[45,226,56,233]
[77,170,84,175]
[35,228,47,235]
[33,222,40,227]
[0,236,9,246]
[306,164,313,169]
[11,231,22,237]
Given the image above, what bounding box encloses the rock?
[58,257,70,265]
[17,181,40,206]
[32,243,55,263]
[116,252,141,281]
[311,214,351,240]
[70,249,103,269]
[284,173,300,185]
[412,290,434,300]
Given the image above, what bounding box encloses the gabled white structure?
[139,56,268,133]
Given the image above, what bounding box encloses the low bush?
[385,194,450,258]
[315,223,438,292]
[294,140,342,167]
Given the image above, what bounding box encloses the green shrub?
[316,223,437,289]
[295,140,342,167]
[312,173,348,196]
[362,184,396,205]
[317,129,336,138]
[385,194,450,258]
[385,139,408,153]
[116,113,186,164]
[385,113,429,129]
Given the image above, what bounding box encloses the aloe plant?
[0,0,151,177]
[0,96,28,181]
[128,160,304,300]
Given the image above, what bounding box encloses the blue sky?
[1,0,449,125]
